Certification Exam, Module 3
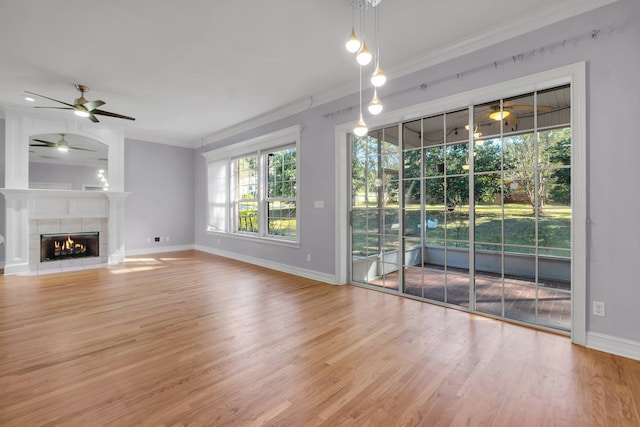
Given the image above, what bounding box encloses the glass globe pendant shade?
[356,40,373,66]
[370,62,386,87]
[368,89,383,115]
[345,27,361,53]
[353,112,369,137]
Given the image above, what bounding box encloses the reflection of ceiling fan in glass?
[30,134,95,153]
[25,84,135,123]
[487,101,553,121]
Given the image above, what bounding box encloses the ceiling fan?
[30,134,94,152]
[25,84,135,123]
[486,101,553,121]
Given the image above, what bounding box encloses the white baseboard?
[126,244,196,257]
[587,332,640,361]
[194,244,339,285]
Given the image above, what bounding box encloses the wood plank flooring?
[1,250,639,426]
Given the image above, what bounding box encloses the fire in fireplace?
[40,232,99,262]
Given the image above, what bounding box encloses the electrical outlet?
[306,254,311,262]
[154,237,160,242]
[593,301,605,317]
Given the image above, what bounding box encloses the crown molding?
[194,0,617,148]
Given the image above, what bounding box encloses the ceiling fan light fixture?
[74,108,90,118]
[56,134,69,152]
[489,110,511,121]
[346,27,361,53]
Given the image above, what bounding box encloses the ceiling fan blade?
[507,105,553,112]
[31,139,57,146]
[34,106,73,110]
[87,113,100,123]
[93,108,136,121]
[69,146,96,152]
[25,91,74,107]
[82,100,105,112]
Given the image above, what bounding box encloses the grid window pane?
[267,147,296,238]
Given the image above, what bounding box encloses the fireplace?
[40,232,100,262]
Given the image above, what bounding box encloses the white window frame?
[203,125,301,246]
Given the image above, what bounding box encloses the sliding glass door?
[350,84,572,332]
[350,125,400,289]
[401,109,471,307]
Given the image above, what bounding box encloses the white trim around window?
[203,125,301,246]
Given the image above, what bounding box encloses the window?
[203,125,300,243]
[266,147,297,238]
[233,155,259,233]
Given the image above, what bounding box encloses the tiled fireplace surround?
[1,110,129,275]
[30,217,108,273]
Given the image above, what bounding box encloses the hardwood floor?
[1,250,639,426]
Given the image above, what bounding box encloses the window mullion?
[258,150,266,238]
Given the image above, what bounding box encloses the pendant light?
[354,112,369,136]
[371,62,386,87]
[353,65,368,136]
[345,7,361,53]
[348,0,384,137]
[356,40,373,66]
[370,2,386,87]
[368,88,383,115]
[346,28,361,53]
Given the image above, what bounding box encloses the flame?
[53,236,85,253]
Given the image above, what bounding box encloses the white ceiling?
[0,0,616,148]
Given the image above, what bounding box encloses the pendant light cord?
[359,63,363,116]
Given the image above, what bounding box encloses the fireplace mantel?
[1,189,130,275]
[2,109,130,275]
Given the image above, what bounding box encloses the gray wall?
[194,0,640,343]
[0,118,4,264]
[124,138,195,251]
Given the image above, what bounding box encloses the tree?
[546,130,571,204]
[503,128,571,209]
[267,148,296,198]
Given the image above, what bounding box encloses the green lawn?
[352,203,570,256]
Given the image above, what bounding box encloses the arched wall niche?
[29,132,109,191]
[4,108,124,192]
